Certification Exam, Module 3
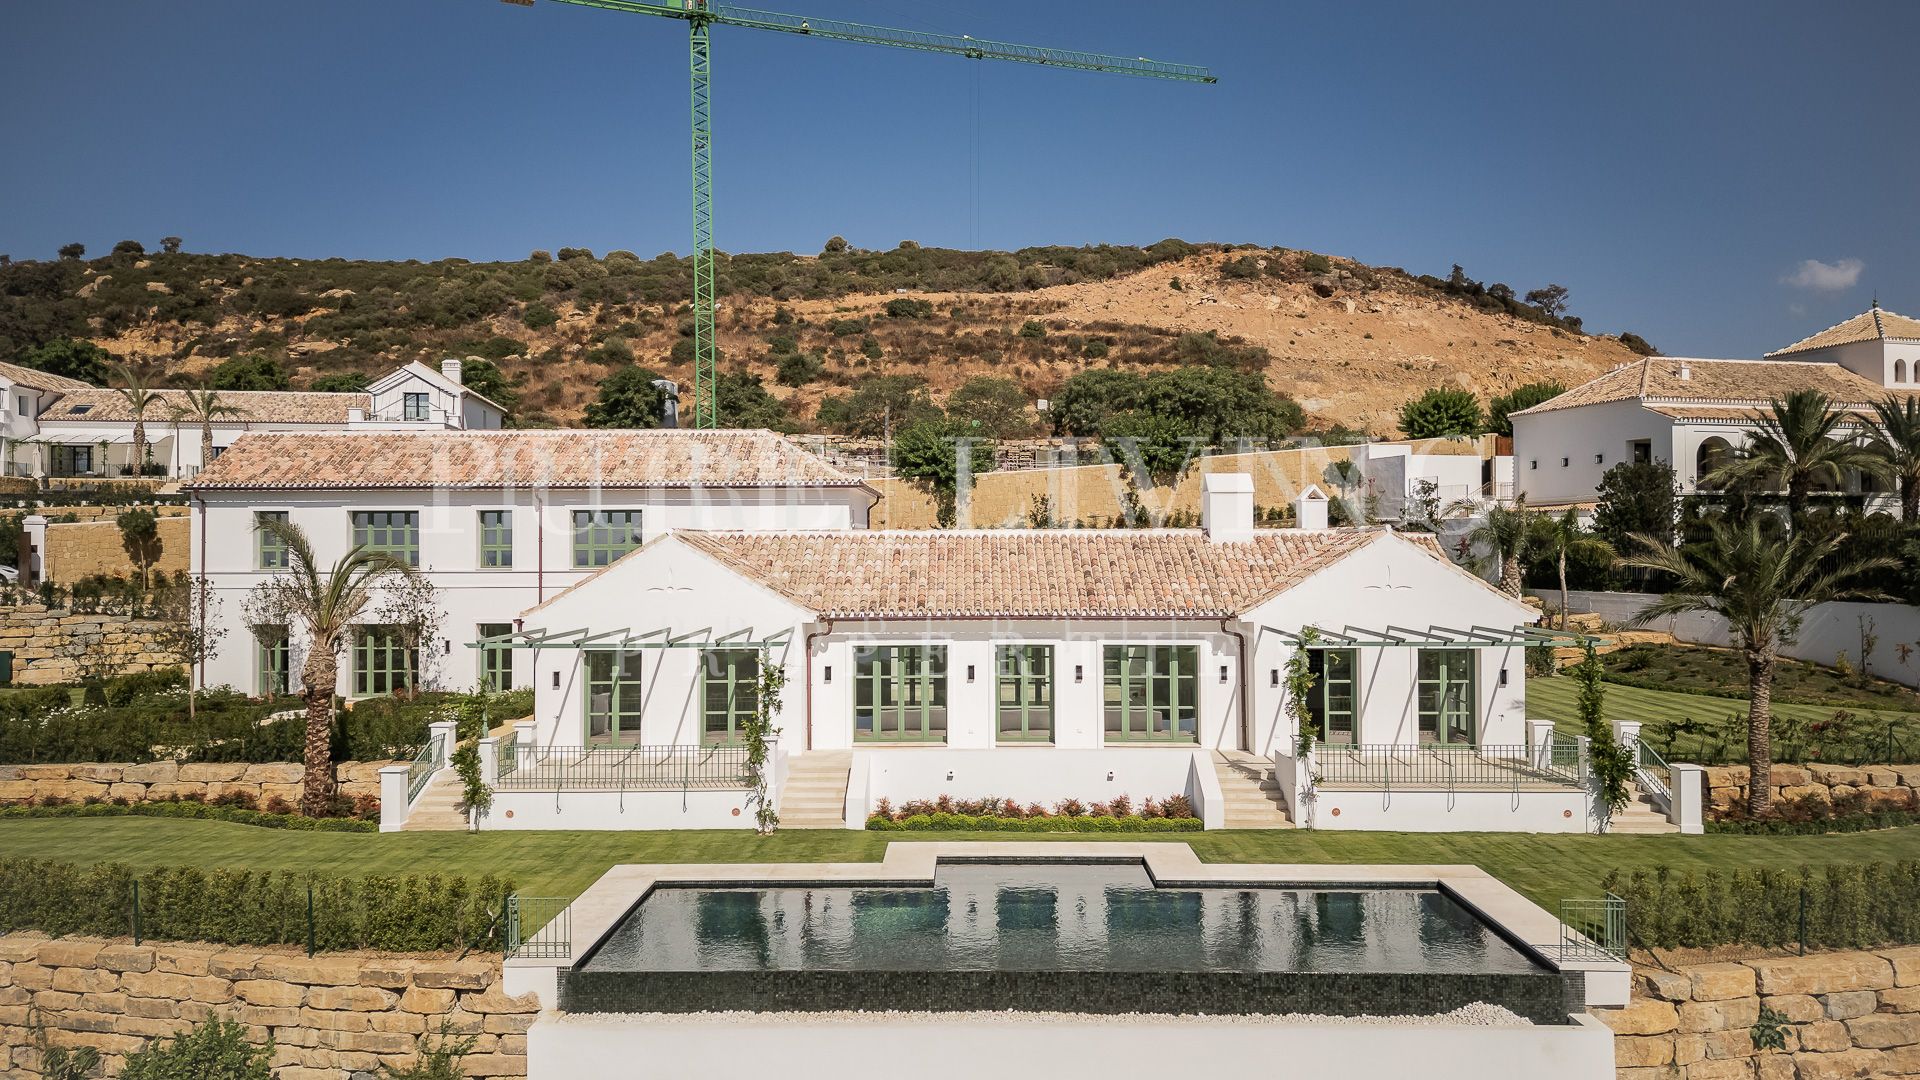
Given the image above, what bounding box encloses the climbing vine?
[1287,627,1322,757]
[450,687,493,829]
[1575,639,1634,825]
[743,656,786,835]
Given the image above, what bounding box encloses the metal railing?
[497,738,518,781]
[406,733,445,804]
[1546,731,1583,773]
[494,743,752,791]
[505,895,571,960]
[1559,894,1627,962]
[1634,737,1672,814]
[1314,742,1584,791]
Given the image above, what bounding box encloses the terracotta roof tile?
[671,528,1389,618]
[0,360,94,393]
[1769,307,1920,357]
[1511,357,1911,418]
[184,429,867,491]
[37,388,365,425]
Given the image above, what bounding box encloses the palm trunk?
[1557,548,1570,631]
[301,647,338,817]
[201,421,213,476]
[1746,647,1775,818]
[1498,550,1523,597]
[132,418,146,478]
[1903,475,1918,527]
[1787,477,1807,532]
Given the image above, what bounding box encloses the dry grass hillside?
[6,244,1644,435]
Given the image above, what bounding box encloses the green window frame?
[478,622,514,692]
[701,649,760,745]
[853,645,947,743]
[1417,648,1476,745]
[1103,645,1199,743]
[995,645,1053,744]
[352,625,416,698]
[352,510,420,568]
[584,650,644,744]
[255,511,290,570]
[1306,648,1358,745]
[255,625,289,698]
[478,510,513,569]
[572,509,643,568]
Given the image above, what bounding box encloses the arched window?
[1897,359,1910,384]
[1696,436,1734,488]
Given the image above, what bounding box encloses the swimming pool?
[559,860,1575,1021]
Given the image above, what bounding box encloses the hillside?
[0,242,1648,435]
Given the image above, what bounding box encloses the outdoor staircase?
[400,771,469,832]
[1213,751,1294,829]
[778,751,853,829]
[1609,783,1680,835]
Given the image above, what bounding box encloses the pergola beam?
[1262,623,1594,649]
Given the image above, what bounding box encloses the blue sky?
[3,0,1914,356]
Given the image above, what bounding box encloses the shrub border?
[0,800,376,832]
[867,812,1204,833]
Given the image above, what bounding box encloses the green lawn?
[11,815,1920,911]
[1602,643,1920,712]
[1528,676,1919,759]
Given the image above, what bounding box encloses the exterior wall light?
[1219,664,1229,683]
[1270,669,1280,687]
[823,665,832,684]
[551,671,560,689]
[966,664,975,683]
[1074,665,1083,683]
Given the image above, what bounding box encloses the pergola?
[1262,624,1589,649]
[466,625,793,652]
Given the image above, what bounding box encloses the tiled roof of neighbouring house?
[1769,306,1920,357]
[0,360,95,393]
[183,429,869,491]
[37,388,368,426]
[1508,357,1915,418]
[673,528,1391,618]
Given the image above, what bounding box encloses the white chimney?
[440,357,464,386]
[1677,361,1691,382]
[1202,472,1255,543]
[1294,484,1330,531]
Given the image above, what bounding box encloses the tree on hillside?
[57,243,84,260]
[159,236,183,255]
[112,240,145,257]
[1398,387,1484,438]
[1705,390,1881,529]
[113,363,162,476]
[945,376,1034,439]
[1129,365,1303,444]
[1487,381,1566,436]
[243,516,412,816]
[1051,369,1143,437]
[209,353,290,392]
[1863,395,1920,524]
[169,385,246,474]
[892,419,996,527]
[813,374,938,437]
[1623,517,1894,818]
[20,338,110,384]
[1524,284,1570,319]
[583,366,669,428]
[308,372,370,393]
[714,368,791,431]
[457,356,520,412]
[1102,411,1202,487]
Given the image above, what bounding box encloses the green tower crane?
[503,0,1214,429]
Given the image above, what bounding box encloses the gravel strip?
[557,1002,1532,1027]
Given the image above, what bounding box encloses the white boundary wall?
[1308,786,1593,833]
[486,787,752,830]
[855,748,1214,818]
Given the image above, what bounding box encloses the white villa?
[0,357,505,482]
[1511,305,1920,511]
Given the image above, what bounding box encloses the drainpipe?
[802,619,834,752]
[534,495,545,604]
[1221,618,1251,753]
[193,491,208,692]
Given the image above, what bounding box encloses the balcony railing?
[505,895,571,960]
[1558,894,1627,962]
[494,744,751,792]
[1313,742,1585,792]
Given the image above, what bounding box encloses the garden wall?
[1703,763,1920,817]
[41,516,190,586]
[0,606,175,684]
[0,761,396,807]
[0,932,535,1078]
[1598,948,1920,1078]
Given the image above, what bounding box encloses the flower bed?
[865,793,1201,832]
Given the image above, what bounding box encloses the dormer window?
[402,392,429,421]
[66,404,92,416]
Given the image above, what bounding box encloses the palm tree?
[1455,494,1537,597]
[1863,395,1920,524]
[112,363,162,478]
[1530,509,1614,629]
[168,385,246,474]
[247,517,412,816]
[1621,516,1893,817]
[1705,389,1883,527]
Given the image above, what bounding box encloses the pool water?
[576,861,1542,976]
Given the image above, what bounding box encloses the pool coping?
[502,842,1631,1011]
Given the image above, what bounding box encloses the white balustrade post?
[478,736,500,788]
[1669,763,1706,834]
[427,720,458,768]
[1526,720,1556,770]
[1611,720,1643,764]
[378,765,410,833]
[514,720,537,750]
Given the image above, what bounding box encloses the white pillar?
[478,736,499,787]
[428,719,458,768]
[1526,720,1557,769]
[378,765,410,833]
[514,720,537,748]
[1611,720,1643,762]
[1669,763,1706,835]
[20,514,47,587]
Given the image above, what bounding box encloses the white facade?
[357,359,506,431]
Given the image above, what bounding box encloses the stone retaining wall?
[1599,948,1920,1078]
[42,517,190,586]
[1704,763,1920,818]
[0,933,535,1078]
[0,606,176,684]
[0,761,396,808]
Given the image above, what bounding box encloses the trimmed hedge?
[1603,861,1920,951]
[0,858,511,953]
[1706,808,1920,836]
[0,801,377,832]
[867,812,1204,833]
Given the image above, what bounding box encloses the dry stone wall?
[1704,763,1920,818]
[42,517,189,586]
[1599,948,1920,1079]
[0,606,176,684]
[0,932,535,1078]
[0,762,394,808]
